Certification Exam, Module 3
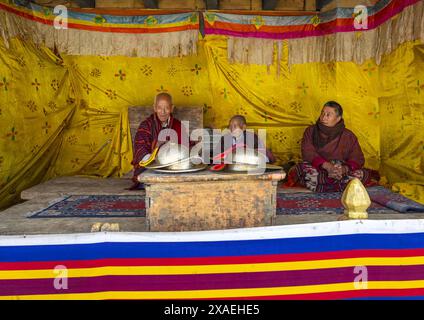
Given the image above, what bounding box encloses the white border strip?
[1,219,424,247]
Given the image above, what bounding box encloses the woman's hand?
[327,163,350,180]
[322,161,335,173]
[322,162,344,180]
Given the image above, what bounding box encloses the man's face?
[154,98,173,123]
[229,119,246,137]
[319,106,341,127]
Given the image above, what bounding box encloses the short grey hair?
[230,114,247,126]
[154,92,173,106]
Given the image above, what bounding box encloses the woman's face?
[319,106,341,127]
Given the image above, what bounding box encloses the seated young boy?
[214,115,276,163]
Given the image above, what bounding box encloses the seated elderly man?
[131,93,185,188]
[286,101,379,192]
[214,115,275,163]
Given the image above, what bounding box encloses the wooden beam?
[205,0,219,9]
[96,0,144,8]
[304,0,316,10]
[74,0,95,7]
[218,0,261,10]
[262,0,278,10]
[316,0,331,10]
[143,0,158,8]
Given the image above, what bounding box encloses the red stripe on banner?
[1,265,424,296]
[204,0,420,38]
[202,288,424,300]
[1,248,424,270]
[205,18,355,34]
[64,23,199,34]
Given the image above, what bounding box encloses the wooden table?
[138,169,286,232]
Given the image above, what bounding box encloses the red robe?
[214,131,276,163]
[132,113,184,179]
[301,125,364,171]
[285,125,379,192]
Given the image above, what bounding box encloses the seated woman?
[286,101,380,192]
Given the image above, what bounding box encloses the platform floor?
[0,176,423,236]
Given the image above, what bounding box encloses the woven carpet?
[28,195,146,218]
[27,186,424,218]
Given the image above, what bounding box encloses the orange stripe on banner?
[0,3,198,34]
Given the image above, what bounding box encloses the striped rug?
[1,220,424,299]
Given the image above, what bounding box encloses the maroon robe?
[132,113,184,180]
[302,125,364,170]
[286,125,379,192]
[214,130,276,164]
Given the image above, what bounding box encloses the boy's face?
[229,119,246,137]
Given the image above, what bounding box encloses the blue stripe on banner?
[15,0,394,28]
[1,233,424,262]
[66,12,195,26]
[16,1,195,26]
[212,0,393,26]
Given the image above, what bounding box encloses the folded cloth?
[367,186,424,213]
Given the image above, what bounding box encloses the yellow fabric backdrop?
[0,36,423,209]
